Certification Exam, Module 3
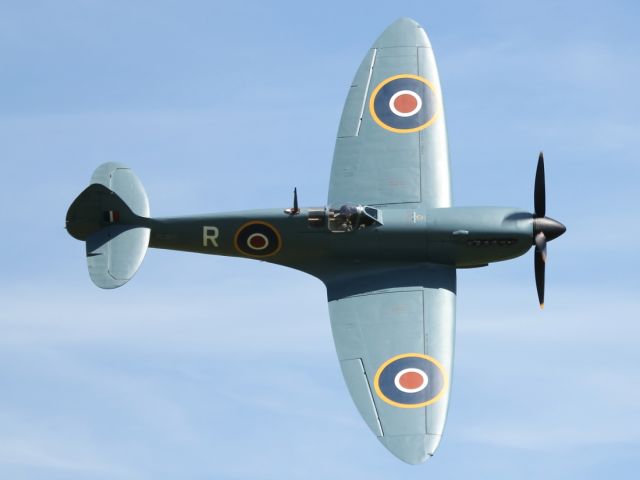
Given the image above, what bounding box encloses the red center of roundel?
[398,371,424,390]
[249,235,267,249]
[393,93,418,114]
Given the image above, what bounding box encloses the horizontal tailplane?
[66,162,150,289]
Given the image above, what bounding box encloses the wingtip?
[540,303,545,310]
[374,17,431,49]
[378,434,441,464]
[390,17,420,27]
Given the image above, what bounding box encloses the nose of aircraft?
[534,216,566,242]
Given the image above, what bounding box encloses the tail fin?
[66,162,150,289]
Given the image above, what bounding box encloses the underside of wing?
[326,264,456,464]
[328,18,451,209]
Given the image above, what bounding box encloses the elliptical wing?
[328,18,451,209]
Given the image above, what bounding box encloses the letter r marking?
[203,226,219,247]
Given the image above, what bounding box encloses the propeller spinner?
[533,152,566,308]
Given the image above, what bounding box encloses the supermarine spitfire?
[66,18,566,464]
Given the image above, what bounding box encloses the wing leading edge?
[327,265,456,464]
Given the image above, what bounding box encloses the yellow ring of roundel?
[368,74,440,134]
[373,353,448,409]
[233,220,283,258]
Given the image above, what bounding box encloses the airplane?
[65,18,566,464]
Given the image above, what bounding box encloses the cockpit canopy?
[308,204,383,232]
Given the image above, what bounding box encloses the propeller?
[533,152,566,308]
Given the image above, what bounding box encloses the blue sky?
[1,0,639,478]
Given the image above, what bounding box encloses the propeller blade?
[534,248,545,309]
[534,232,547,264]
[534,152,546,218]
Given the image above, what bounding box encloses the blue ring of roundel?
[236,223,280,256]
[372,77,436,130]
[377,355,445,406]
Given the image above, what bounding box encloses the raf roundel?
[374,353,447,408]
[234,221,282,258]
[369,74,439,133]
